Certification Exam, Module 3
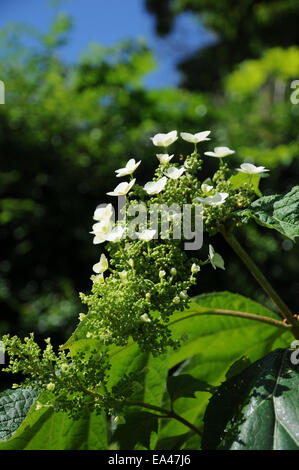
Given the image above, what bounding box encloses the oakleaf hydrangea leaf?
[202,349,299,450]
[0,388,38,441]
[240,186,299,240]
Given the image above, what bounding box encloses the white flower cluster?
[91,129,270,275]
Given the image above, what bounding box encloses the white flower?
[47,382,55,391]
[180,130,211,144]
[209,245,225,270]
[93,203,114,221]
[159,270,166,279]
[195,192,229,206]
[61,363,69,373]
[191,263,200,274]
[93,254,109,274]
[140,313,151,323]
[79,313,87,322]
[107,179,135,197]
[91,218,114,245]
[201,183,213,193]
[137,229,156,242]
[151,130,178,147]
[180,290,188,299]
[115,158,141,177]
[236,163,269,175]
[144,176,167,195]
[105,225,125,243]
[204,147,235,158]
[156,153,174,165]
[94,273,104,284]
[164,166,185,180]
[119,270,128,281]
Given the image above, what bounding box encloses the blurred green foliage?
[1,9,299,354]
[0,15,211,345]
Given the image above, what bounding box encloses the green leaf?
[113,411,158,450]
[240,185,299,241]
[167,374,215,402]
[155,431,193,450]
[0,399,108,450]
[202,348,299,450]
[225,356,251,380]
[155,292,293,449]
[0,388,38,441]
[229,172,262,197]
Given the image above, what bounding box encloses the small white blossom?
[173,296,180,304]
[91,219,114,245]
[204,147,235,158]
[47,382,55,391]
[159,270,166,279]
[201,183,213,193]
[156,153,174,165]
[94,273,104,284]
[105,225,125,243]
[191,263,200,274]
[144,176,167,195]
[209,245,225,270]
[107,179,136,197]
[93,254,109,274]
[79,313,87,322]
[180,290,188,299]
[93,203,114,222]
[236,163,269,175]
[195,192,229,206]
[140,313,151,323]
[137,229,156,242]
[119,270,128,281]
[115,158,141,177]
[180,130,211,144]
[61,363,69,373]
[151,130,178,147]
[164,166,185,180]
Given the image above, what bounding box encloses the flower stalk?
[221,226,299,339]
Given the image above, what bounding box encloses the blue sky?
[0,0,215,88]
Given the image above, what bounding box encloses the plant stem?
[221,227,299,339]
[169,309,290,330]
[124,400,202,437]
